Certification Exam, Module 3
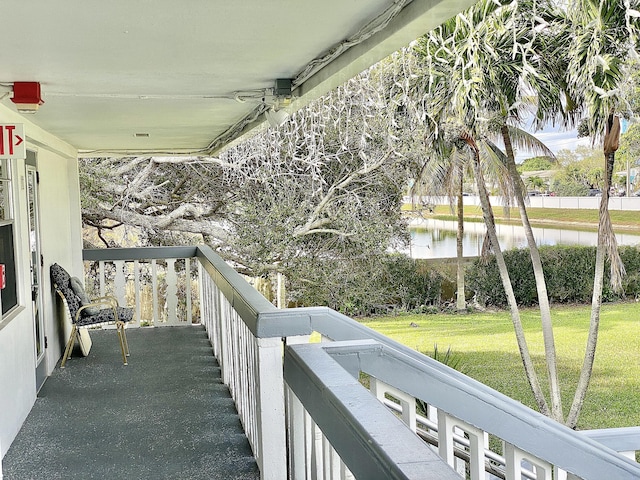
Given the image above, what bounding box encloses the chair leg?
[121,324,130,357]
[61,325,77,368]
[116,322,128,366]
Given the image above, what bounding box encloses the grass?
[360,302,640,430]
[403,204,640,232]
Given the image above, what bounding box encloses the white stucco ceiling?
[0,0,474,156]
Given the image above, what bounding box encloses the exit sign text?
[0,124,25,160]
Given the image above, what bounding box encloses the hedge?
[287,253,444,317]
[467,245,640,307]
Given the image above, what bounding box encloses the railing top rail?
[83,246,198,261]
[285,341,461,480]
[583,426,640,453]
[320,340,640,480]
[195,245,277,335]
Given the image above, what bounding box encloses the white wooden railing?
[83,246,640,480]
[84,247,197,327]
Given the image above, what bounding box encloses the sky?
[515,124,592,163]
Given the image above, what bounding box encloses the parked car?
[587,189,602,197]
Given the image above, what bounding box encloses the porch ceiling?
[0,0,473,157]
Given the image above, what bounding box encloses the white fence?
[407,195,640,210]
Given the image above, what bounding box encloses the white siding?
[0,104,78,459]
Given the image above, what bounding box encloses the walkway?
[2,326,259,479]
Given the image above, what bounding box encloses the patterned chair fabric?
[50,262,132,366]
[50,263,133,325]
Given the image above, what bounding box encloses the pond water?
[405,219,640,259]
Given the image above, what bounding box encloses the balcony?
[3,246,640,479]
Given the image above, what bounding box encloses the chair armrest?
[75,297,119,323]
[90,296,119,308]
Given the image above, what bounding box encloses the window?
[0,223,17,314]
[0,159,17,315]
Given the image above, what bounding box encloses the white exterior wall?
[0,104,79,460]
[37,147,83,371]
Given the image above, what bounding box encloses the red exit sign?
[0,124,26,160]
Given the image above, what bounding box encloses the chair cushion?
[70,276,100,316]
[50,262,70,288]
[50,263,81,321]
[51,263,132,326]
[76,306,134,326]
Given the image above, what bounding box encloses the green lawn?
[360,302,640,430]
[403,204,640,232]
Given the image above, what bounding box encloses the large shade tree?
[80,67,420,313]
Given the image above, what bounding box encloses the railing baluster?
[254,336,287,479]
[370,378,417,432]
[304,409,313,479]
[340,461,354,480]
[505,443,552,480]
[438,409,486,479]
[133,260,140,327]
[311,420,322,478]
[151,260,159,325]
[166,258,178,324]
[113,260,126,307]
[287,388,306,480]
[98,260,106,297]
[322,435,332,479]
[185,258,192,324]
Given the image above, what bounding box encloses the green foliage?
[518,157,555,172]
[430,343,463,371]
[526,176,546,190]
[549,177,589,196]
[548,147,615,194]
[467,245,640,307]
[287,254,443,317]
[617,123,640,193]
[566,0,639,140]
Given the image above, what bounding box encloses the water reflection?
[406,219,640,259]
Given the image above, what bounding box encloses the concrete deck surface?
[2,325,259,479]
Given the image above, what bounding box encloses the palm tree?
[563,0,637,428]
[455,125,553,417]
[411,0,568,420]
[410,138,470,311]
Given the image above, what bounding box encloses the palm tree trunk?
[463,132,550,416]
[566,222,605,428]
[456,166,466,311]
[501,125,563,422]
[567,116,623,427]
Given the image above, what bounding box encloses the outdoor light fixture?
[263,78,293,127]
[265,108,290,128]
[11,82,44,113]
[274,79,292,98]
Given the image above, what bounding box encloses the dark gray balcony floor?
[2,326,260,480]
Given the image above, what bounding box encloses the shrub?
[384,254,443,310]
[287,253,443,316]
[467,245,640,307]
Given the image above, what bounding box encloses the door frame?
[26,152,46,391]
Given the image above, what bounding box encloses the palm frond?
[506,126,556,159]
